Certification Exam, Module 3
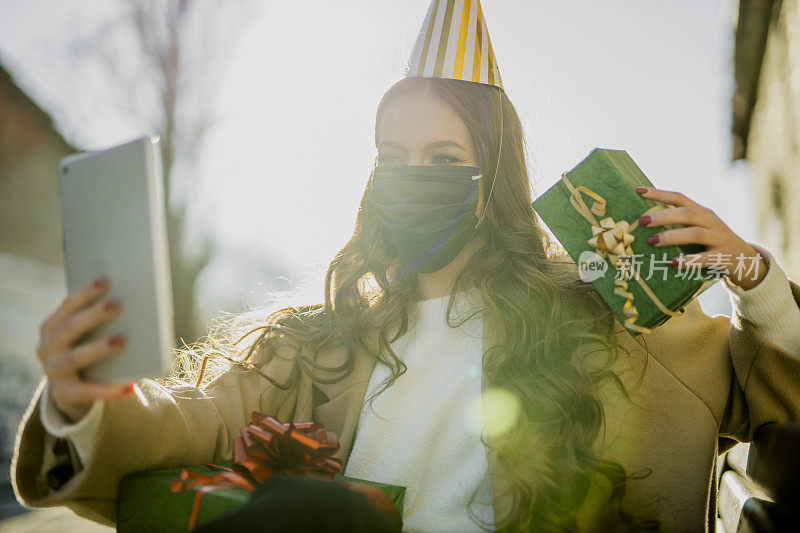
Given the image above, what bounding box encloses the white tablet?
[58,136,175,383]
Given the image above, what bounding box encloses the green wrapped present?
[531,148,718,335]
[117,462,406,532]
[118,463,248,532]
[118,412,406,532]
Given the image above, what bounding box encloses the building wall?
[0,67,72,481]
[746,0,800,280]
[0,68,71,266]
[726,4,800,517]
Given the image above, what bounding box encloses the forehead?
[377,91,472,150]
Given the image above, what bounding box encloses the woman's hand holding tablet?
[36,275,135,424]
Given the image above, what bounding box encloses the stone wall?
[746,0,800,279]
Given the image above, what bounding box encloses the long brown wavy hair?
[166,76,658,532]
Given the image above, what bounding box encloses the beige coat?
[11,279,800,532]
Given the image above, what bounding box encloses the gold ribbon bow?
[560,172,684,334]
[588,217,635,268]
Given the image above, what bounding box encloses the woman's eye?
[431,154,463,165]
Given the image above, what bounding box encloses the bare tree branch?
[52,0,258,346]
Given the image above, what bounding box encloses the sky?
[0,0,751,320]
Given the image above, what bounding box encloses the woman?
[13,2,800,531]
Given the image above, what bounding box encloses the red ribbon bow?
[169,411,400,531]
[231,411,343,483]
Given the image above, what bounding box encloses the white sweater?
[39,241,800,529]
[342,286,494,532]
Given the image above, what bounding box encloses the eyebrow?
[377,140,468,151]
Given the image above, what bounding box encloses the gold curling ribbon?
[560,172,685,334]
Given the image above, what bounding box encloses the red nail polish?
[638,215,651,225]
[647,234,660,245]
[636,187,649,194]
[104,299,121,312]
[668,257,680,267]
[123,383,135,395]
[92,276,107,288]
[108,334,126,347]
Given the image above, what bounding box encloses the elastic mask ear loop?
[475,87,503,229]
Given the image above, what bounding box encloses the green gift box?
[531,148,718,334]
[117,462,406,532]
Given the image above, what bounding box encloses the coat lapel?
[311,336,377,465]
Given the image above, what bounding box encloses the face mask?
[365,164,483,274]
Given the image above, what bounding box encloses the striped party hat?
[408,0,503,90]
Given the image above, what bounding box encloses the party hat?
[408,0,503,90]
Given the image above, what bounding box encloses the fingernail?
[123,382,135,395]
[104,299,121,312]
[647,234,660,245]
[668,257,680,267]
[638,215,651,225]
[108,334,127,347]
[636,187,649,194]
[92,276,108,288]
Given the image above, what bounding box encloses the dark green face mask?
[365,164,483,274]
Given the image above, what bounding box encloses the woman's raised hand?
[36,276,135,424]
[635,187,770,291]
